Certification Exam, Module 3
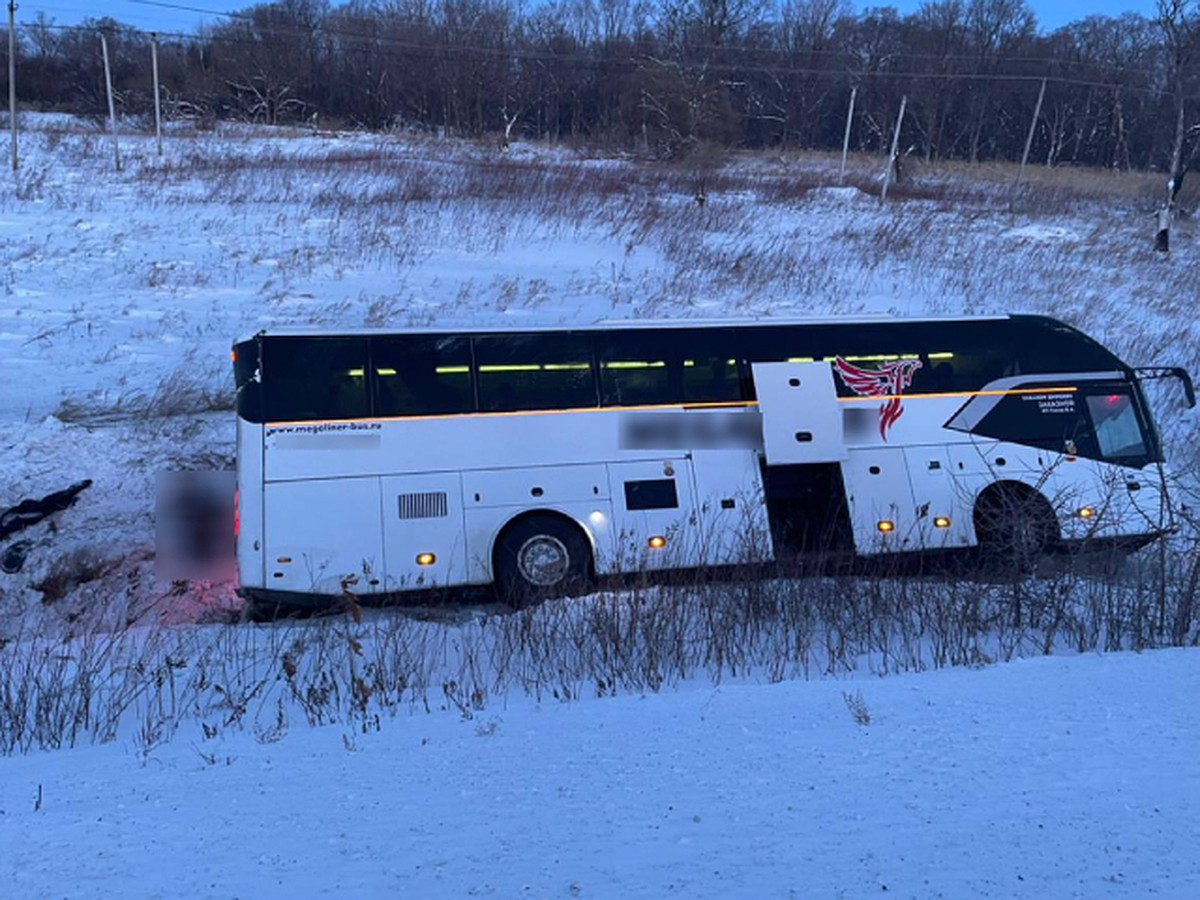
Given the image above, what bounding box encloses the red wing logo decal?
[833,357,923,440]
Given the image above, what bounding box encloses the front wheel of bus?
[494,515,592,608]
[973,485,1058,576]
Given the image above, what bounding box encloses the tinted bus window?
[682,353,742,403]
[972,386,1098,459]
[1085,390,1148,462]
[923,323,1019,393]
[1015,317,1123,376]
[598,332,676,406]
[598,330,743,406]
[821,322,1016,395]
[263,338,370,422]
[373,336,473,417]
[474,334,597,412]
[740,324,937,395]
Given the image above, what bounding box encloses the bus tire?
[494,514,592,607]
[973,484,1058,575]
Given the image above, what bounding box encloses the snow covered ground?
[1,116,1199,897]
[2,649,1197,899]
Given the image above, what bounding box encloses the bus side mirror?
[1134,366,1195,409]
[1174,367,1196,408]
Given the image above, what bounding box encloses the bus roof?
[237,313,1015,344]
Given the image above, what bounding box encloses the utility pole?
[151,32,162,156]
[881,95,907,202]
[8,0,16,172]
[1014,78,1047,191]
[100,32,121,171]
[840,86,857,182]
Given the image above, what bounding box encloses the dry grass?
[2,528,1198,755]
[135,130,1198,215]
[54,365,232,425]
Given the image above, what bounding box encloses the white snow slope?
[2,649,1198,899]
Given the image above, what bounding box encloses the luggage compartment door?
[382,473,468,592]
[607,458,697,573]
[840,448,918,554]
[263,477,385,595]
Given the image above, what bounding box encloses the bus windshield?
[1086,392,1148,461]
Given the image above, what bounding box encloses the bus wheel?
[973,485,1057,575]
[495,515,592,607]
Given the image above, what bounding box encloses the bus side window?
[373,336,473,417]
[682,354,742,404]
[598,335,676,406]
[972,388,1099,459]
[909,321,1012,392]
[599,331,742,406]
[262,337,370,422]
[474,334,597,412]
[1085,391,1148,461]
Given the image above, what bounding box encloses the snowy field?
[1,116,1199,896]
[2,649,1197,898]
[0,116,1198,634]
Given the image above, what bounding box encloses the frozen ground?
[2,648,1197,899]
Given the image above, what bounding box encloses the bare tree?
[9,0,1200,172]
[1157,0,1200,202]
[909,1,969,161]
[767,0,851,147]
[964,0,1036,161]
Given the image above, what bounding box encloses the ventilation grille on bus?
[397,492,449,520]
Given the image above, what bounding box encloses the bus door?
[752,362,851,555]
[751,362,846,466]
[607,457,697,572]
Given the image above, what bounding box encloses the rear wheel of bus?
[494,514,593,608]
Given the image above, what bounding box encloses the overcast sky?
[21,1,1165,37]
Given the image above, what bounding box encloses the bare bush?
[4,526,1200,758]
[55,365,231,425]
[842,690,871,726]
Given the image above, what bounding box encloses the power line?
[130,0,266,25]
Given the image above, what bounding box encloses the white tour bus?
[231,315,1191,612]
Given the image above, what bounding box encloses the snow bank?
[0,649,1196,897]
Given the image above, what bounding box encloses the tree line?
[6,0,1200,175]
